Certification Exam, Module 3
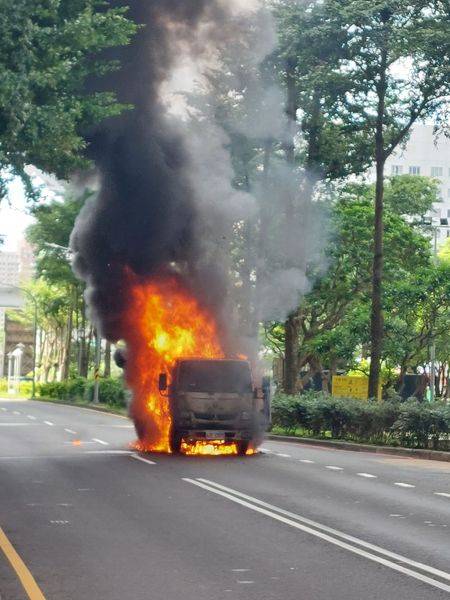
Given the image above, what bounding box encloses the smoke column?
[71,0,325,353]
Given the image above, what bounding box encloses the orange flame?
[123,275,226,453]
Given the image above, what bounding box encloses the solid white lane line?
[92,438,109,446]
[131,454,156,466]
[299,459,315,464]
[44,421,54,426]
[193,478,450,584]
[276,453,291,458]
[434,492,450,498]
[27,415,36,420]
[85,450,134,455]
[64,428,76,434]
[326,466,343,471]
[357,473,377,478]
[394,482,415,488]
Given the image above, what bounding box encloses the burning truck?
[113,275,270,456]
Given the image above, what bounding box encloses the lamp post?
[0,283,38,399]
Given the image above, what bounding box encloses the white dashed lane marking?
[64,428,76,434]
[0,407,7,411]
[326,466,343,471]
[394,482,415,488]
[13,411,21,415]
[357,473,377,478]
[92,438,109,446]
[132,454,156,466]
[275,453,291,458]
[44,421,54,426]
[27,415,36,420]
[299,459,315,464]
[434,492,450,498]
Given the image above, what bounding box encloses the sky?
[0,178,33,252]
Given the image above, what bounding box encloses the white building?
[0,251,20,287]
[384,124,450,241]
[0,251,20,377]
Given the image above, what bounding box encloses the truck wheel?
[236,441,249,456]
[170,431,183,455]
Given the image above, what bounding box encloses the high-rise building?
[384,124,450,242]
[0,251,20,286]
[18,239,35,283]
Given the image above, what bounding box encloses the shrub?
[85,378,126,406]
[39,377,126,407]
[271,391,450,450]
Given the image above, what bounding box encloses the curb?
[266,434,450,463]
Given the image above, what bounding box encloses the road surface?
[1,398,449,599]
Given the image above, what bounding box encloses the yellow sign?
[332,376,381,400]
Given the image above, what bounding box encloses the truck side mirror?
[159,373,168,392]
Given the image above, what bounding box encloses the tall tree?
[271,0,373,392]
[0,1,136,197]
[323,0,450,397]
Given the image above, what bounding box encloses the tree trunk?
[284,313,299,394]
[62,290,74,381]
[368,31,388,399]
[78,301,88,378]
[104,341,111,378]
[283,57,300,393]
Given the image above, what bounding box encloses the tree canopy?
[0,0,137,197]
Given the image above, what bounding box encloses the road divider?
[184,477,450,593]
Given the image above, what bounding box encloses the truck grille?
[193,412,238,421]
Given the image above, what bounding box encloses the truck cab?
[159,358,267,455]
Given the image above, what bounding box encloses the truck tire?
[236,440,249,456]
[170,431,183,455]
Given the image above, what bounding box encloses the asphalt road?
[1,398,450,600]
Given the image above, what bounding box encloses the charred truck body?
[159,359,267,455]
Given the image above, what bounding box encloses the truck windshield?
[177,360,253,394]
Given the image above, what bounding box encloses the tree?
[27,190,92,378]
[0,1,137,197]
[322,0,450,397]
[271,0,375,393]
[263,177,440,393]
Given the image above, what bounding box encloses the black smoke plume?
[71,1,246,345]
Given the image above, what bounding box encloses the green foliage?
[27,191,89,285]
[272,393,450,450]
[39,377,126,407]
[0,1,137,196]
[0,378,33,397]
[85,378,125,406]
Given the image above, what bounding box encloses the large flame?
[123,274,227,453]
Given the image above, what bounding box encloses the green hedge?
[271,392,450,450]
[39,377,126,407]
[0,378,33,397]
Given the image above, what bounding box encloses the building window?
[391,165,403,175]
[431,166,443,177]
[409,166,420,175]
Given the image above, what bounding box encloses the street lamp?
[0,282,38,399]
